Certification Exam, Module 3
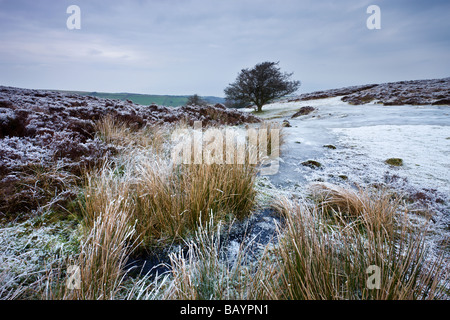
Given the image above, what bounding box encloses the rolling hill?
[54,90,225,107]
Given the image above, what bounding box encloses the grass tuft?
[265,188,449,300]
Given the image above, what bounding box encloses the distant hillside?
[55,90,225,107]
[291,77,450,106]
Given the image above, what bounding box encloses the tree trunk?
[256,104,263,112]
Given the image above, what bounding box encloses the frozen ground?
[244,97,450,256]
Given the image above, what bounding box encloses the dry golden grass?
[95,114,167,152]
[131,151,257,248]
[70,198,137,299]
[81,121,260,250]
[33,119,449,301]
[156,216,265,300]
[55,119,269,299]
[37,195,137,300]
[311,183,399,237]
[264,188,449,300]
[36,181,448,300]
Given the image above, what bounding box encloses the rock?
[291,106,315,118]
[301,160,322,169]
[385,158,403,166]
[323,144,336,150]
[282,120,291,127]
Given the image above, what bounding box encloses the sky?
[0,0,449,97]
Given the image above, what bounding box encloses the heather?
[0,86,259,220]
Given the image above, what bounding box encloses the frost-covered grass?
[241,96,343,119]
[0,114,264,299]
[1,108,449,300]
[123,185,449,300]
[0,211,82,299]
[310,183,398,234]
[247,97,450,255]
[265,193,449,300]
[83,119,261,249]
[0,86,260,220]
[35,119,263,299]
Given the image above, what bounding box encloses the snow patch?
[332,125,450,194]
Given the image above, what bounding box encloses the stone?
[385,158,403,166]
[301,160,322,169]
[282,120,291,127]
[291,106,315,118]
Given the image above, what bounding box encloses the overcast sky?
[0,0,449,97]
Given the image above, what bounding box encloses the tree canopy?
[224,61,300,112]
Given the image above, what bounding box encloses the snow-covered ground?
[244,97,450,255]
[332,125,450,195]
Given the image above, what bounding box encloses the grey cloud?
[0,0,449,96]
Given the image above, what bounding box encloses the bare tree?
[224,61,300,112]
